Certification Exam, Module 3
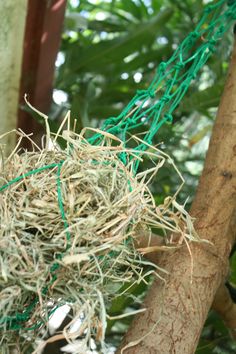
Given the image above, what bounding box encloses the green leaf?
[62,8,173,75]
[188,124,212,147]
[106,279,149,333]
[151,0,164,12]
[120,0,142,20]
[230,251,236,285]
[88,18,127,32]
[196,339,216,354]
[178,81,224,114]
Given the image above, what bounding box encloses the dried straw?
[0,116,200,353]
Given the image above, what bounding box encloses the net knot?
[136,89,147,97]
[104,117,117,126]
[226,8,234,16]
[50,262,60,272]
[158,61,167,73]
[208,38,217,52]
[209,38,217,45]
[204,5,213,14]
[190,31,200,39]
[56,253,63,260]
[15,313,27,322]
[174,62,184,70]
[162,95,171,103]
[226,8,236,19]
[218,25,225,35]
[190,72,197,80]
[51,274,58,283]
[164,113,173,124]
[127,117,136,125]
[148,89,156,98]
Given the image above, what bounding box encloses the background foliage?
[47,0,236,352]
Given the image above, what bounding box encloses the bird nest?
[0,114,199,353]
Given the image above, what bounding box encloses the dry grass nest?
[0,116,200,353]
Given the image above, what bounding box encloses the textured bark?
[0,1,27,154]
[116,40,236,353]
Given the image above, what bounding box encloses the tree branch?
[116,36,236,354]
[212,282,236,340]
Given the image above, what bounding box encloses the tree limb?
[116,36,236,354]
[212,282,236,340]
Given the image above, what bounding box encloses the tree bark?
[116,39,236,354]
[0,1,27,155]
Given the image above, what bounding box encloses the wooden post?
[18,0,67,150]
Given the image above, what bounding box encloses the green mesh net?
[1,0,236,334]
[89,0,236,171]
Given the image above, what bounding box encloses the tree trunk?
[116,38,236,354]
[0,1,27,155]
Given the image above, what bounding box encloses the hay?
[0,120,199,353]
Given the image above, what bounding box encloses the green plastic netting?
[89,0,236,171]
[1,0,236,334]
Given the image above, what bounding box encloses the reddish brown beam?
[18,0,67,149]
